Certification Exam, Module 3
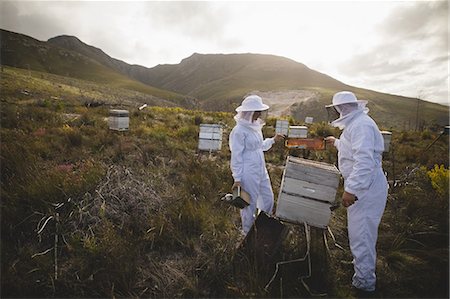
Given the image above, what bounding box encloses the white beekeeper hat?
[236,95,269,112]
[325,91,367,108]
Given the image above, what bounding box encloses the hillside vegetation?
[0,29,193,106]
[4,29,446,130]
[1,66,448,298]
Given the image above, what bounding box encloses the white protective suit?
[229,111,275,234]
[332,101,388,292]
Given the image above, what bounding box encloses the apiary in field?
[198,124,223,151]
[109,109,129,131]
[276,156,341,228]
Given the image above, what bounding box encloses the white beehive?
[109,109,129,131]
[305,117,314,124]
[288,126,308,138]
[381,131,392,152]
[198,124,223,151]
[275,120,289,136]
[276,156,340,228]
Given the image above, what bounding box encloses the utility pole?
[415,97,420,131]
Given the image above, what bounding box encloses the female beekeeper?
[229,95,284,235]
[325,91,388,295]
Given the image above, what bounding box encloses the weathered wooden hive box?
[276,156,341,228]
[109,109,129,131]
[275,120,289,136]
[198,124,223,151]
[288,126,308,138]
[381,131,392,152]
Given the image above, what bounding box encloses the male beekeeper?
[325,91,388,295]
[229,95,284,235]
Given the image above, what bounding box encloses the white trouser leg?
[240,174,274,233]
[347,169,387,291]
[256,177,274,214]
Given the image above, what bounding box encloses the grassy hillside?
[141,53,449,129]
[0,66,194,110]
[3,29,447,130]
[47,35,154,86]
[289,87,449,130]
[1,68,448,298]
[144,53,347,102]
[0,29,194,106]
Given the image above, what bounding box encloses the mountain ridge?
[0,29,194,107]
[1,28,447,129]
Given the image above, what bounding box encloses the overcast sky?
[1,1,448,105]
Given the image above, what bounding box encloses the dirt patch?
[249,90,320,117]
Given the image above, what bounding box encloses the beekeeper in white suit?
[229,95,284,234]
[325,91,388,294]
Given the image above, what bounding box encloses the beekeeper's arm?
[262,137,275,151]
[229,129,245,186]
[345,124,377,197]
[262,133,284,151]
[325,136,341,151]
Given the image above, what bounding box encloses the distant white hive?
[198,124,223,151]
[381,131,392,152]
[109,109,129,131]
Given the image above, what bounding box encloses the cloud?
[0,1,66,41]
[1,1,447,104]
[139,2,231,43]
[378,1,447,47]
[337,1,448,103]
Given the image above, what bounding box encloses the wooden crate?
[276,156,340,228]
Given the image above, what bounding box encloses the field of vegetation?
[1,66,448,298]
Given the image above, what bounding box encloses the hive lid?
[109,109,129,116]
[287,156,339,173]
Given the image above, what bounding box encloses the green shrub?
[62,125,83,147]
[309,121,338,137]
[176,125,197,139]
[0,103,20,129]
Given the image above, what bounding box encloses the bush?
[427,164,449,198]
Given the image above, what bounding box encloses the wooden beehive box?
[288,126,308,138]
[275,120,289,136]
[381,131,392,152]
[276,156,341,228]
[198,124,223,151]
[109,109,129,131]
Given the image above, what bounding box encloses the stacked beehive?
[276,156,341,228]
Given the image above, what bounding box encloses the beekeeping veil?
[325,91,369,129]
[234,95,270,130]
